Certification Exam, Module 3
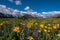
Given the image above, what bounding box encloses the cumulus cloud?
[24,6,33,11]
[15,0,22,5]
[24,6,30,10]
[9,0,22,5]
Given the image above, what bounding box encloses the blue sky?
[0,0,60,13]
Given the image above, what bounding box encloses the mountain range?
[0,5,60,18]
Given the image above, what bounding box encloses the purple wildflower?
[32,31,38,37]
[4,27,8,32]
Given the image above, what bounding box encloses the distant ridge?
[0,5,60,18]
[0,12,14,18]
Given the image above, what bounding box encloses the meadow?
[0,18,60,40]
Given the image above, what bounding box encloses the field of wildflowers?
[0,18,60,40]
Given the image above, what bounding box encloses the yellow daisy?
[40,24,44,28]
[57,33,60,37]
[27,36,34,40]
[12,26,20,33]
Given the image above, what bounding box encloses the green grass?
[0,18,60,40]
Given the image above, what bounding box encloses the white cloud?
[24,6,30,10]
[24,6,33,13]
[41,11,60,18]
[9,0,22,5]
[13,9,20,12]
[9,0,13,3]
[15,0,22,5]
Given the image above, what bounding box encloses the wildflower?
[57,33,60,37]
[44,26,47,29]
[20,22,23,24]
[53,25,57,29]
[37,29,41,33]
[12,26,20,33]
[56,24,60,28]
[22,23,25,25]
[4,27,8,32]
[26,22,33,28]
[27,36,34,40]
[32,31,38,37]
[47,29,51,33]
[44,29,47,33]
[35,23,38,25]
[0,22,4,26]
[40,24,44,28]
[48,27,52,30]
[48,24,51,26]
